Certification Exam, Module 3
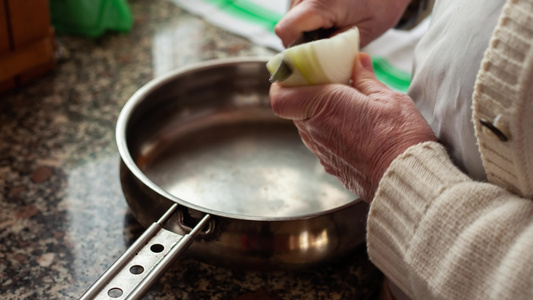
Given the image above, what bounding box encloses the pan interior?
[127,61,358,218]
[136,111,357,218]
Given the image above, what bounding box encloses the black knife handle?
[289,27,339,47]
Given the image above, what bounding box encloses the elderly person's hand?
[275,0,411,48]
[269,53,436,202]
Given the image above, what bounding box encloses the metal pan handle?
[80,204,211,300]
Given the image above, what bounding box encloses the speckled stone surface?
[0,1,383,299]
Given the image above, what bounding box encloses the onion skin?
[267,27,360,86]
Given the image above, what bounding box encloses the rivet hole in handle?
[79,204,212,300]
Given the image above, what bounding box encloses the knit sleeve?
[367,141,533,299]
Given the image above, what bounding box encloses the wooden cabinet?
[0,0,55,93]
[0,2,15,92]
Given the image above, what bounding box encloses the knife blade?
[269,27,338,83]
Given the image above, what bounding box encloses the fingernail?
[359,53,374,72]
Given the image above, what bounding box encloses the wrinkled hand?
[269,53,436,202]
[275,0,411,48]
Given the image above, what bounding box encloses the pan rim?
[115,57,362,221]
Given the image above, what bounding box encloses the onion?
[267,27,360,86]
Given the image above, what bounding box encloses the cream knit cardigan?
[367,0,533,299]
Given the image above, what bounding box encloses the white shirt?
[408,0,505,181]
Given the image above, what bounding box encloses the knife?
[269,27,338,83]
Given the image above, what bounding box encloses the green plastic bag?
[50,0,133,37]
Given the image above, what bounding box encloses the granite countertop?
[0,1,382,299]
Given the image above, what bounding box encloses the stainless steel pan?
[81,58,368,300]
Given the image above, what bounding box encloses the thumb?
[270,82,327,120]
[275,3,334,48]
[351,53,389,95]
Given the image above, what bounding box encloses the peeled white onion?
[267,27,360,86]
